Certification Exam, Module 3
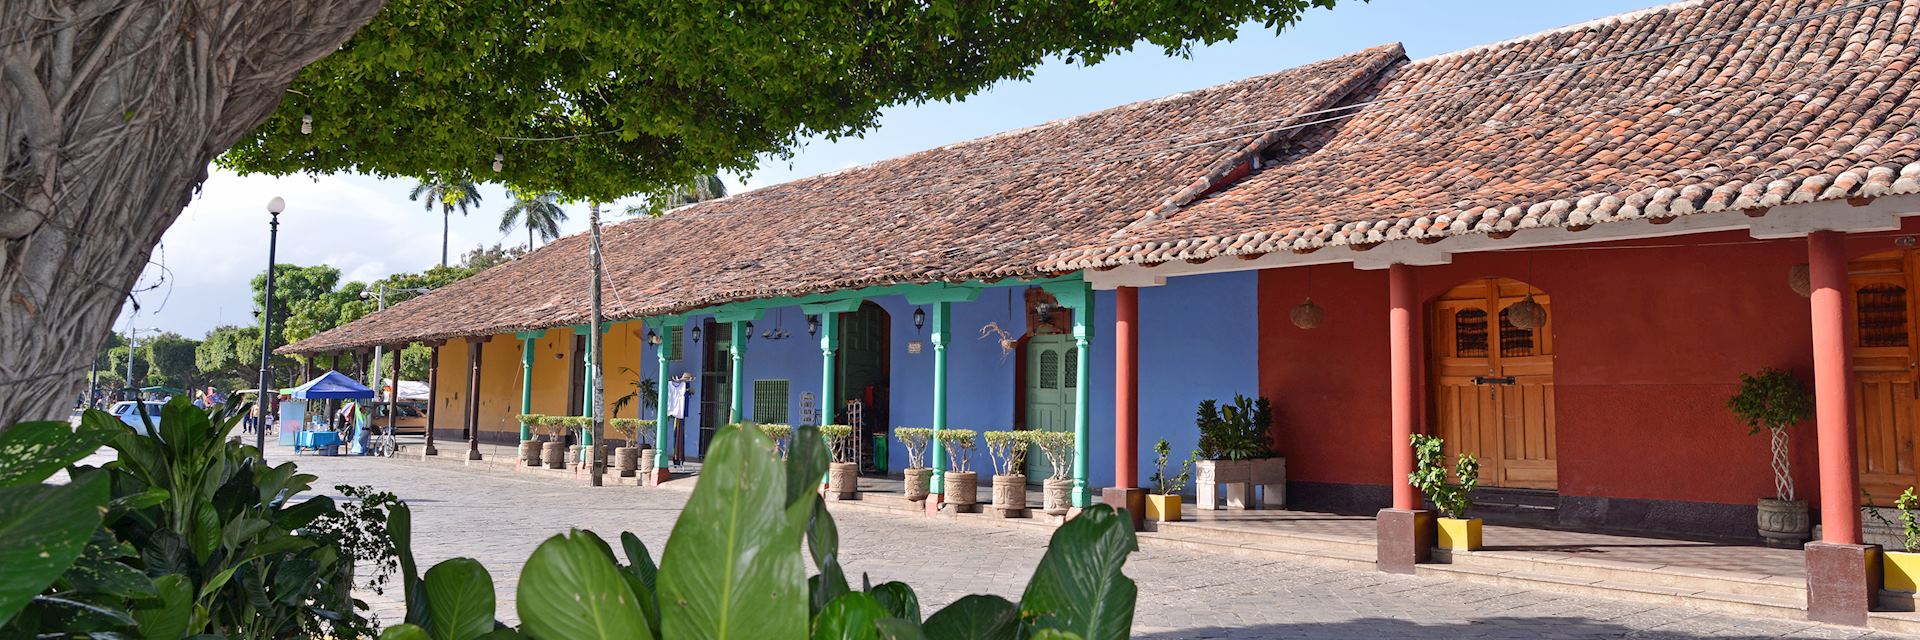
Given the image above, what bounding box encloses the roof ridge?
[1412,0,1709,65]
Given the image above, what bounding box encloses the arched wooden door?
[1430,278,1557,490]
[1849,251,1920,504]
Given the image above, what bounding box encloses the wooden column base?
[1806,541,1879,626]
[1376,508,1432,575]
[1102,487,1146,531]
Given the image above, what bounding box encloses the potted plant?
[1146,438,1194,523]
[757,423,792,459]
[536,416,569,469]
[1409,434,1480,551]
[1029,431,1076,516]
[517,413,545,466]
[1870,488,1920,591]
[984,430,1031,518]
[895,427,935,502]
[936,429,979,513]
[1726,368,1814,548]
[822,424,858,500]
[609,418,655,478]
[1193,395,1285,510]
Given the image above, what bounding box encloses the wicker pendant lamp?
[1290,266,1323,329]
[1788,263,1812,298]
[1507,293,1547,330]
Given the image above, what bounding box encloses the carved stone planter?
[827,462,859,500]
[639,448,656,478]
[903,468,932,502]
[944,471,979,513]
[541,441,566,469]
[615,446,639,477]
[1195,457,1285,510]
[1043,478,1072,516]
[1757,497,1810,549]
[520,440,541,467]
[566,444,580,468]
[991,474,1028,518]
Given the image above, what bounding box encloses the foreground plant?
[380,423,1138,639]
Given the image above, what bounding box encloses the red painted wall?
[1258,224,1920,510]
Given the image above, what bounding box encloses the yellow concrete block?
[1437,517,1483,551]
[1887,550,1920,592]
[1145,494,1183,522]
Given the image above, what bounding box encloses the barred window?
[1039,350,1060,389]
[1064,348,1078,389]
[1498,309,1535,358]
[1454,309,1489,358]
[1859,284,1909,347]
[753,379,789,424]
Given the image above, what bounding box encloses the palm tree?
[409,175,484,267]
[499,190,568,251]
[624,174,727,216]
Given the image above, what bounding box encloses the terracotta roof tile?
[1052,0,1920,268]
[281,44,1406,353]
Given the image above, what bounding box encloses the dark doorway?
[836,302,890,473]
[698,319,733,457]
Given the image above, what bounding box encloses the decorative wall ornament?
[1506,293,1547,330]
[1788,263,1811,298]
[1289,298,1323,330]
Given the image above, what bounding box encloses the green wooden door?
[1025,334,1074,481]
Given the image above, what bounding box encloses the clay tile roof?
[1050,0,1920,269]
[281,43,1407,353]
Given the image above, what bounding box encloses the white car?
[108,401,167,435]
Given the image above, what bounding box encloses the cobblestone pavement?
[277,451,1903,639]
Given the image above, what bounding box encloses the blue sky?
[130,0,1669,339]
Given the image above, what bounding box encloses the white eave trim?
[1083,194,1920,290]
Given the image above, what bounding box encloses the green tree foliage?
[195,325,268,391]
[252,265,342,347]
[623,174,729,217]
[500,190,568,251]
[139,332,202,390]
[409,176,485,268]
[457,244,525,272]
[220,0,1344,204]
[104,346,147,387]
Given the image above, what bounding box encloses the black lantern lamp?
[646,329,661,346]
[807,315,819,337]
[744,321,754,341]
[913,307,925,332]
[690,326,702,343]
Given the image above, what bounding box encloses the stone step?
[1431,548,1805,602]
[1132,529,1376,572]
[1869,609,1920,635]
[1145,519,1376,556]
[1414,563,1806,619]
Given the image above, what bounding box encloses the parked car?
[108,401,168,435]
[372,401,429,436]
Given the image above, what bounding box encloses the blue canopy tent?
[285,371,376,454]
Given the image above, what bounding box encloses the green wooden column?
[819,311,839,425]
[729,321,747,424]
[574,324,606,462]
[929,301,952,493]
[1043,279,1096,507]
[517,331,542,441]
[653,319,681,470]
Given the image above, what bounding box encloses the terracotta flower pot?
[827,462,859,500]
[1043,478,1072,516]
[992,474,1028,518]
[519,440,541,467]
[903,468,933,502]
[615,446,639,477]
[1756,498,1810,549]
[541,441,566,469]
[944,471,979,513]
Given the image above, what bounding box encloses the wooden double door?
[1852,251,1920,503]
[1024,333,1076,481]
[1430,278,1558,490]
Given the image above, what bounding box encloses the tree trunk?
[0,1,387,425]
[442,204,451,267]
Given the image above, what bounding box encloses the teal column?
[653,323,676,469]
[930,301,951,494]
[579,343,594,461]
[820,312,839,424]
[729,321,746,424]
[1071,294,1096,507]
[519,336,535,441]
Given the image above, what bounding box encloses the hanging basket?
[1788,263,1812,298]
[1506,293,1547,330]
[1289,298,1324,330]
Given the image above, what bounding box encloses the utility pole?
[588,202,606,487]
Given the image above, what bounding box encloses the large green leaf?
[391,501,427,626]
[0,415,121,487]
[867,582,921,625]
[874,619,930,640]
[132,574,192,639]
[619,531,659,593]
[0,471,109,625]
[807,500,849,613]
[1016,505,1138,640]
[382,623,435,640]
[657,424,807,640]
[424,558,496,640]
[1026,631,1085,640]
[785,424,828,510]
[922,595,1018,640]
[812,591,889,640]
[516,530,651,640]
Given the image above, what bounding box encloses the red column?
[1115,286,1140,488]
[1389,264,1419,510]
[1809,231,1860,544]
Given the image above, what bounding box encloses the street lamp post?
[255,196,286,457]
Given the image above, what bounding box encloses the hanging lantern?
[1289,298,1323,330]
[807,315,819,337]
[492,147,504,173]
[690,326,702,343]
[913,307,926,332]
[1507,293,1548,330]
[1789,263,1812,298]
[744,321,753,341]
[300,108,313,135]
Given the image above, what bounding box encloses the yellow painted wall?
[603,323,645,419]
[429,341,466,436]
[424,324,655,441]
[529,328,575,419]
[476,336,521,437]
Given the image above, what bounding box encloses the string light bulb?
[492,147,504,173]
[300,108,313,135]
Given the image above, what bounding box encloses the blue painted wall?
[678,271,1259,490]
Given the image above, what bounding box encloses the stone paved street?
[277,450,1907,639]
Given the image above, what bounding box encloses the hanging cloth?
[667,379,690,419]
